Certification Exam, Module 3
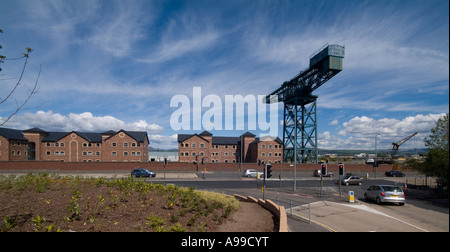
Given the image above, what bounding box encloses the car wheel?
[376,197,382,204]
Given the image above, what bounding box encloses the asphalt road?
[147,172,448,232]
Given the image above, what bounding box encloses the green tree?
[408,114,449,194]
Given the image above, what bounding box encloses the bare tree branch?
[0,64,41,127]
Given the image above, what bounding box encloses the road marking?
[335,202,430,232]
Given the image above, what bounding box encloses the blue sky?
[1,0,448,150]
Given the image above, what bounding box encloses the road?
[147,172,448,232]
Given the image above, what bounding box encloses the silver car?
[243,169,263,178]
[364,185,405,205]
[341,175,362,186]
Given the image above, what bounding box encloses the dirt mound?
[0,174,274,232]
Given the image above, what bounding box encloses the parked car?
[313,169,334,177]
[243,169,263,178]
[364,185,405,205]
[385,170,406,177]
[341,175,362,186]
[365,158,375,165]
[131,168,156,178]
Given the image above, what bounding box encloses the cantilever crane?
[264,44,345,163]
[391,132,418,158]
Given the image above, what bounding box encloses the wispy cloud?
[88,1,154,58]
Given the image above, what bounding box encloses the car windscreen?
[381,186,402,192]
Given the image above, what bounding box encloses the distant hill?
[149,147,178,152]
[318,148,428,156]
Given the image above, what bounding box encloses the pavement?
[288,200,428,232]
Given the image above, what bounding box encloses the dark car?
[385,170,405,177]
[131,168,156,178]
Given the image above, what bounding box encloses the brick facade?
[177,131,283,164]
[0,127,149,162]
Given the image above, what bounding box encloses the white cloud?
[3,110,164,133]
[148,134,178,150]
[320,113,447,150]
[329,119,339,126]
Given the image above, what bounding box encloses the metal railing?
[273,196,311,224]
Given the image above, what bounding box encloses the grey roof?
[0,128,28,141]
[42,132,72,142]
[177,133,209,143]
[199,130,213,136]
[121,130,149,143]
[211,136,240,145]
[177,132,256,146]
[250,137,283,145]
[23,127,48,133]
[0,127,148,143]
[242,131,256,137]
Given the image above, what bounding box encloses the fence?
[273,197,311,224]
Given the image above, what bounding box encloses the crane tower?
[264,44,345,163]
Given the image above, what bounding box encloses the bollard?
[348,191,355,203]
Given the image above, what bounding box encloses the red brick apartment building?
[0,127,149,162]
[177,131,283,164]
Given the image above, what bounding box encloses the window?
[112,142,117,147]
[112,152,117,156]
[124,152,128,156]
[192,152,196,157]
[200,143,204,148]
[192,143,196,148]
[124,143,128,147]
